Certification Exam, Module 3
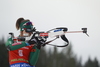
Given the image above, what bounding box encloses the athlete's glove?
[28,36,46,49]
[35,37,46,49]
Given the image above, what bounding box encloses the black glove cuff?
[28,39,36,45]
[36,44,41,49]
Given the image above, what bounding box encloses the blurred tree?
[84,57,92,67]
[84,56,100,67]
[0,38,9,67]
[61,43,78,67]
[52,47,57,67]
[76,57,82,67]
[93,57,99,67]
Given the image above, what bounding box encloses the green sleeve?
[5,37,27,50]
[5,37,13,47]
[29,46,40,65]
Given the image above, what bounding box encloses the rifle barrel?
[65,31,83,33]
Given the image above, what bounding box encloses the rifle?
[9,27,89,47]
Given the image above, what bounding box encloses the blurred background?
[0,0,100,67]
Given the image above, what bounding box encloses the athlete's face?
[22,30,32,37]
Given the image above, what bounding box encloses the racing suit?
[6,37,40,67]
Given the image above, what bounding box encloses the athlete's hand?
[35,37,46,44]
[35,37,46,49]
[27,38,37,45]
[28,36,46,49]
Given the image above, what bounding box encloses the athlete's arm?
[29,45,40,65]
[5,37,28,50]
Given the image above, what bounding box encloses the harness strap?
[42,35,69,47]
